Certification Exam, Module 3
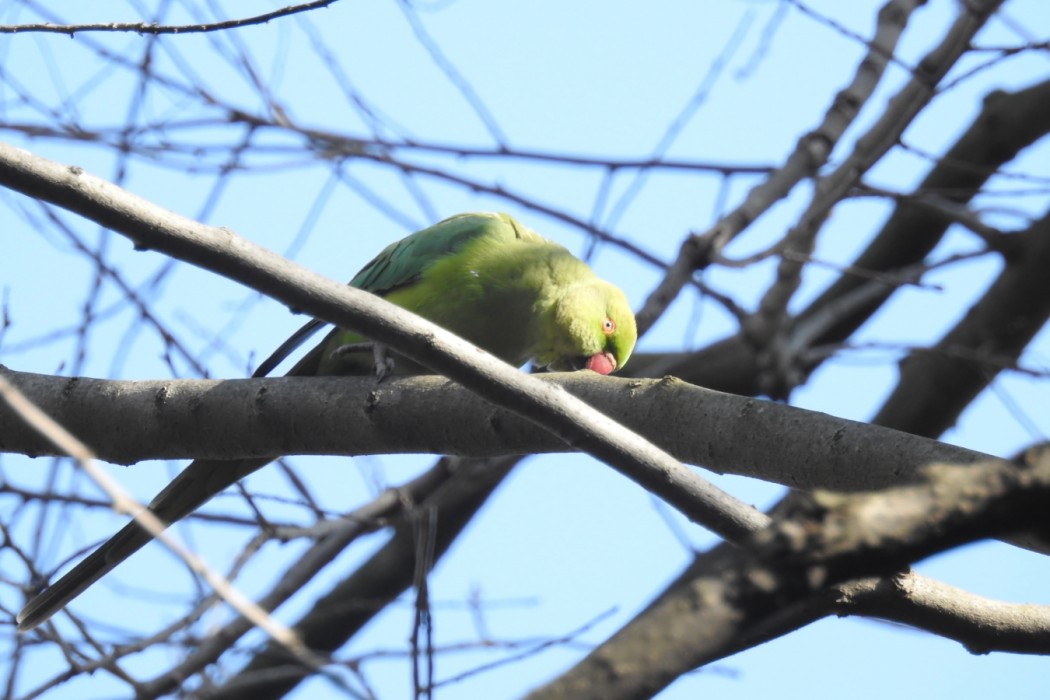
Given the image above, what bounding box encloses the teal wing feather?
[350,212,535,294]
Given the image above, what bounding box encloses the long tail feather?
[17,457,272,631]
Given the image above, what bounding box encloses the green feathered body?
[289,211,635,376]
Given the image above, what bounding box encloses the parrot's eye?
[602,318,615,335]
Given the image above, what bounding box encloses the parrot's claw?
[371,343,395,382]
[330,341,396,382]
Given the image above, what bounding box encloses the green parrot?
[17,211,637,632]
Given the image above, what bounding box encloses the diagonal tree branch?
[743,0,1010,397]
[525,446,1050,699]
[873,205,1050,435]
[650,76,1050,398]
[796,77,1050,363]
[193,455,519,700]
[634,0,927,335]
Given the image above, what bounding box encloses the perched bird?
[17,211,637,631]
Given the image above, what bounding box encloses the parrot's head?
[537,280,637,375]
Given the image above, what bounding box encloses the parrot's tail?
[17,456,274,632]
[16,518,154,632]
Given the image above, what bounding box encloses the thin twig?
[0,0,342,35]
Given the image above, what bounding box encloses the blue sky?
[2,1,1049,698]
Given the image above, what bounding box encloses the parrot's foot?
[331,342,396,381]
[331,341,371,358]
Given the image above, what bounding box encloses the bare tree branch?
[526,446,1050,700]
[0,1,341,35]
[843,570,1050,655]
[135,455,495,699]
[635,0,928,334]
[192,455,519,700]
[654,77,1050,398]
[0,377,350,691]
[873,207,1050,436]
[796,77,1050,363]
[745,0,1007,398]
[0,368,989,495]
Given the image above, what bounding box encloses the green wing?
[350,212,534,294]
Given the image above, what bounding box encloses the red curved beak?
[585,351,616,375]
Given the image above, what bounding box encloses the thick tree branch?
[0,367,988,494]
[873,206,1050,435]
[526,446,1050,699]
[587,205,1050,694]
